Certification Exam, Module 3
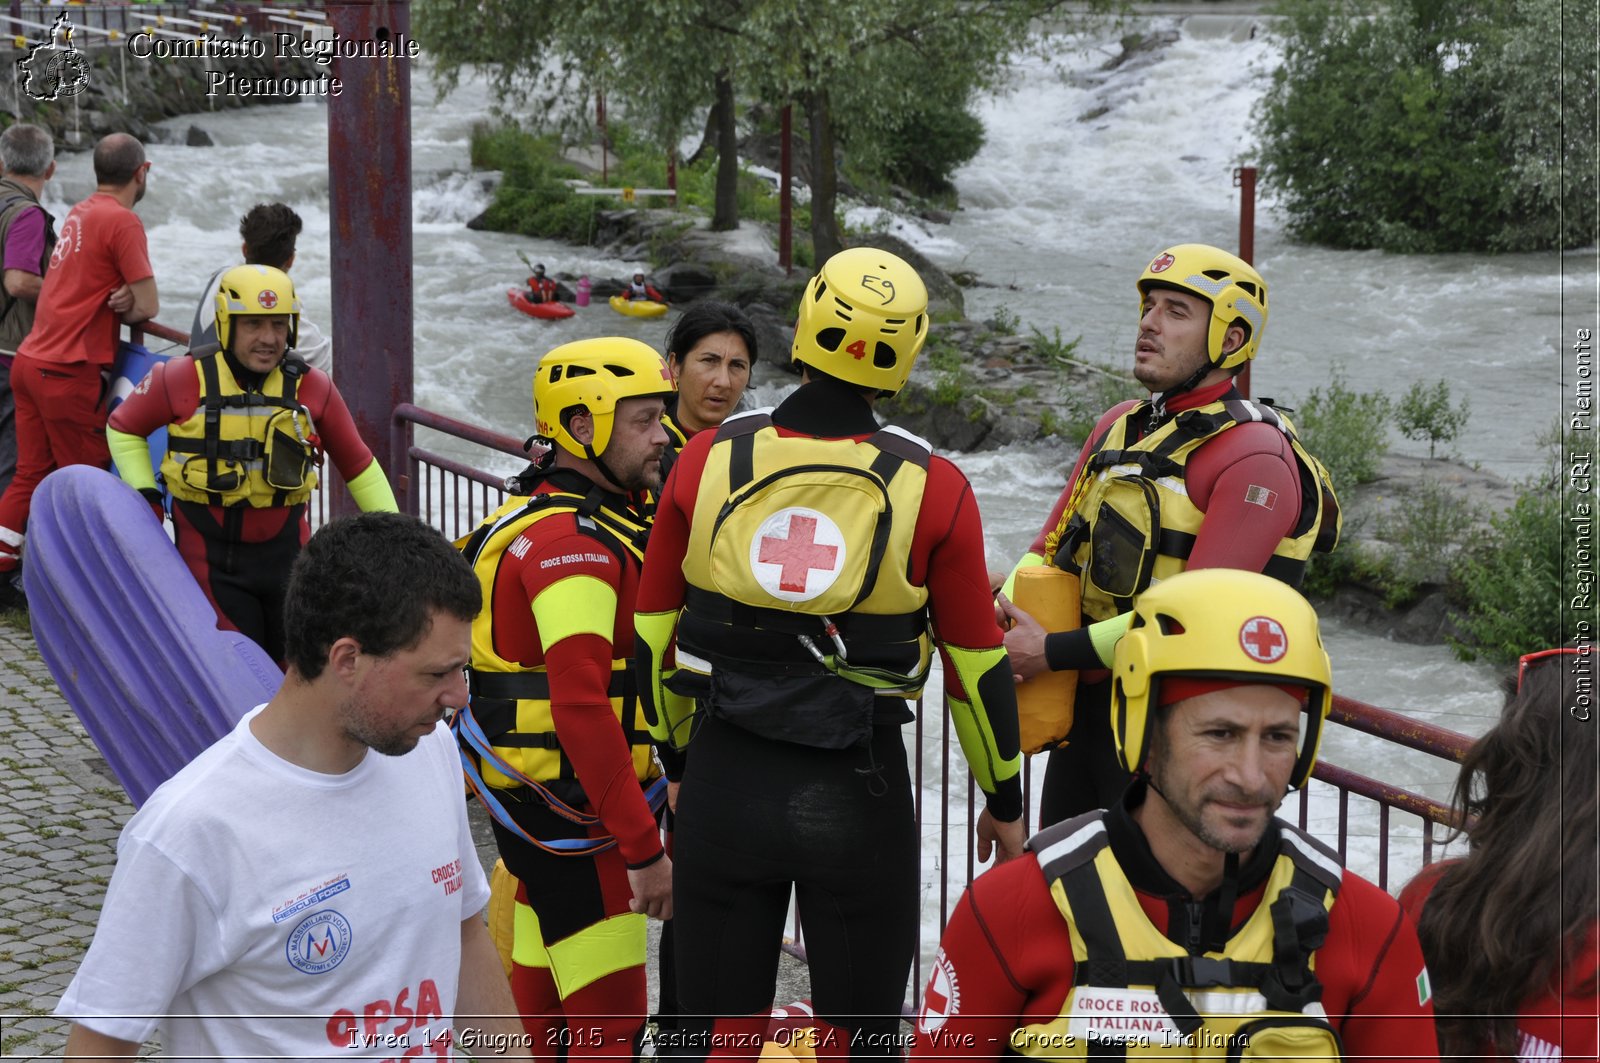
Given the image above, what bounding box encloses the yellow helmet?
[533,337,675,459]
[1137,244,1267,371]
[214,264,301,351]
[1110,569,1332,790]
[792,247,928,394]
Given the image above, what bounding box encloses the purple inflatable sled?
[23,465,282,806]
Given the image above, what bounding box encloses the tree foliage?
[1256,0,1597,252]
[415,0,1075,253]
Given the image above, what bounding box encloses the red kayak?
[507,288,576,320]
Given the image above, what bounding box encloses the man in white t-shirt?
[57,512,530,1060]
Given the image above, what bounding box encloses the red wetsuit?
[1400,861,1600,1061]
[477,468,662,1060]
[1028,379,1307,821]
[912,789,1440,1063]
[637,380,1021,1060]
[108,354,375,661]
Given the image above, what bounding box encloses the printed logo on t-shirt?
[272,873,352,924]
[286,908,354,975]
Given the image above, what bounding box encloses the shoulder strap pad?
[1028,810,1109,883]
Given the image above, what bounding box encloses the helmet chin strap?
[1146,359,1217,435]
[586,445,625,494]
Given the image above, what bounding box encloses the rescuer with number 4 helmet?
[106,264,397,664]
[634,247,1025,1060]
[454,336,675,1060]
[995,243,1341,824]
[911,569,1440,1063]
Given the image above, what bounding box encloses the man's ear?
[1222,323,1247,356]
[567,409,596,447]
[328,636,363,681]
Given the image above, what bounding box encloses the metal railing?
[391,400,1476,997]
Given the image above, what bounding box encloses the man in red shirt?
[998,244,1338,823]
[106,265,396,663]
[455,337,675,1059]
[0,133,157,601]
[912,569,1439,1063]
[634,248,1024,1059]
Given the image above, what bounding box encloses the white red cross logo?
[1239,616,1288,663]
[257,289,279,309]
[1148,252,1175,274]
[918,951,960,1034]
[749,507,845,602]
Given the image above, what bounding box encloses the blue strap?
[451,702,667,858]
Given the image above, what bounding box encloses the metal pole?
[597,89,607,185]
[1233,165,1257,399]
[326,0,414,516]
[779,104,792,275]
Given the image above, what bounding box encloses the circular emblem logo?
[918,950,961,1034]
[285,909,353,975]
[1239,616,1289,663]
[1148,252,1175,274]
[748,507,846,603]
[257,288,279,310]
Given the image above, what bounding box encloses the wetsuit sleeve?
[1323,875,1440,1062]
[634,435,704,750]
[346,461,398,513]
[912,856,1066,1061]
[106,357,190,438]
[922,461,1022,822]
[526,532,663,866]
[1184,427,1301,571]
[106,427,156,492]
[304,372,380,484]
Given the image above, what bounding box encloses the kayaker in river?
[526,262,559,304]
[622,271,666,303]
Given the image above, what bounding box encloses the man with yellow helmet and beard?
[455,337,674,1059]
[635,248,1025,1059]
[911,569,1439,1062]
[106,264,395,663]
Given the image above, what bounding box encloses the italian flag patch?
[1416,968,1432,1006]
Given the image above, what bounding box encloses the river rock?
[657,262,718,303]
[740,302,796,368]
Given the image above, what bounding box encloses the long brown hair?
[1415,652,1598,1056]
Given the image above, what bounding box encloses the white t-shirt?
[57,708,490,1060]
[192,266,333,374]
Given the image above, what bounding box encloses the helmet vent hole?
[814,281,828,302]
[605,364,636,378]
[565,365,595,379]
[832,298,854,319]
[883,318,906,325]
[873,343,897,369]
[1201,269,1230,281]
[815,327,846,353]
[548,365,564,383]
[1155,613,1186,636]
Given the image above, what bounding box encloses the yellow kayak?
[609,294,669,318]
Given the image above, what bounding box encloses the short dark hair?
[240,202,302,269]
[93,133,145,186]
[282,512,481,680]
[0,123,53,178]
[664,300,758,368]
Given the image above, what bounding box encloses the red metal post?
[666,148,676,198]
[779,104,793,275]
[1233,165,1257,399]
[326,0,414,516]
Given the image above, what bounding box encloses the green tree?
[1256,0,1597,252]
[1396,379,1470,459]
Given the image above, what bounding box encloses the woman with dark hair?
[1399,649,1599,1060]
[661,300,757,460]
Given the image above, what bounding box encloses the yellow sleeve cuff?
[107,426,158,492]
[347,460,398,513]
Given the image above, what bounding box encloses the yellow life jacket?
[675,410,933,748]
[1011,812,1345,1061]
[459,482,658,790]
[1042,397,1340,622]
[161,348,317,508]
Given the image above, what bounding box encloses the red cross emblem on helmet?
[257,289,279,310]
[1239,616,1288,663]
[1148,252,1175,274]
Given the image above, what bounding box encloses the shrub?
[1449,485,1562,662]
[1397,380,1471,459]
[1374,478,1483,597]
[1293,368,1392,487]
